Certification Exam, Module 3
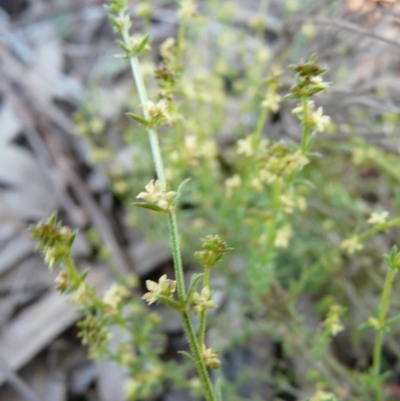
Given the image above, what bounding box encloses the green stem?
[121,25,166,187]
[254,105,269,143]
[182,311,215,401]
[64,255,82,286]
[120,15,215,400]
[359,218,400,242]
[168,212,186,301]
[199,267,211,346]
[371,268,397,395]
[177,17,186,61]
[256,0,269,39]
[301,98,310,154]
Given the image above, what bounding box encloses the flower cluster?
[323,304,346,336]
[177,0,197,19]
[287,54,330,99]
[77,314,112,359]
[261,66,282,113]
[252,144,309,189]
[308,390,338,401]
[31,213,76,270]
[367,210,388,225]
[103,283,131,315]
[194,234,233,268]
[292,100,331,133]
[141,100,171,126]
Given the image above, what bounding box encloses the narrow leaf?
[132,202,167,213]
[116,39,130,54]
[186,273,204,304]
[126,113,150,127]
[215,379,223,401]
[155,294,181,310]
[178,351,195,364]
[135,33,150,54]
[386,314,400,327]
[174,178,192,205]
[79,268,90,282]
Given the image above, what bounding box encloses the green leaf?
[79,268,90,282]
[155,294,182,310]
[116,39,130,54]
[215,379,223,401]
[126,113,150,127]
[178,351,195,364]
[134,33,150,54]
[132,202,167,213]
[386,313,400,327]
[174,178,192,205]
[67,231,78,249]
[186,273,204,305]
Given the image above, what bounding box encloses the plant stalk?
[371,268,397,392]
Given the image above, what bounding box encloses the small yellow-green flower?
[136,180,176,211]
[311,106,330,132]
[324,304,345,336]
[367,316,381,330]
[340,235,363,255]
[261,91,282,113]
[367,211,389,225]
[177,0,197,19]
[103,283,130,312]
[69,283,96,306]
[309,390,337,401]
[225,174,241,197]
[192,287,217,315]
[201,344,221,369]
[237,136,254,156]
[142,274,176,305]
[141,100,171,125]
[274,225,293,249]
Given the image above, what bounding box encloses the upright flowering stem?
[301,98,310,154]
[371,267,397,397]
[120,23,166,186]
[182,311,216,401]
[118,11,216,400]
[167,213,186,301]
[199,266,211,346]
[119,18,188,301]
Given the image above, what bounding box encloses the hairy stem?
[301,98,310,154]
[199,267,211,346]
[182,312,215,401]
[120,17,215,399]
[371,268,397,398]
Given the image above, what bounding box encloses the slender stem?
[371,268,397,391]
[301,98,310,154]
[256,0,269,39]
[121,25,166,187]
[199,267,211,346]
[168,212,186,301]
[120,16,215,400]
[254,105,269,143]
[182,312,215,401]
[65,255,82,286]
[359,217,400,242]
[177,17,186,61]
